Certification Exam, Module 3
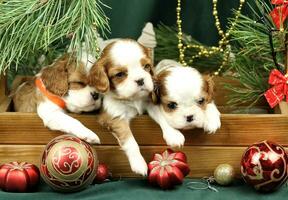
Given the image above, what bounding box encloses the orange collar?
[35,78,66,109]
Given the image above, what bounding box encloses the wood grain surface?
[0,144,246,178]
[0,113,288,146]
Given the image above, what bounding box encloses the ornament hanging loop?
[186,177,219,192]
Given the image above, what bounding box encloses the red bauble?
[40,135,98,192]
[241,140,288,192]
[0,162,40,192]
[148,149,190,189]
[94,163,110,183]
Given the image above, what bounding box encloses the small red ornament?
[94,163,110,184]
[241,140,288,192]
[40,135,98,192]
[148,149,190,189]
[0,162,40,192]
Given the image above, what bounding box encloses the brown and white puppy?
[89,39,154,176]
[13,54,101,144]
[147,59,221,147]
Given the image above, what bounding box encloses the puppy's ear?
[143,46,155,76]
[89,58,110,93]
[203,75,215,102]
[41,56,69,96]
[151,77,161,104]
[146,47,153,59]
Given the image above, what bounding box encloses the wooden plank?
[278,101,288,115]
[0,145,245,178]
[0,113,288,146]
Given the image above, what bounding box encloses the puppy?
[12,54,101,144]
[89,39,154,175]
[147,59,221,147]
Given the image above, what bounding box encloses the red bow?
[264,69,288,108]
[270,0,288,29]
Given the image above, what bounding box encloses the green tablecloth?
[0,179,286,200]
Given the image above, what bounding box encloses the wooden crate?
[0,74,288,178]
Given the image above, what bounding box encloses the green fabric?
[0,179,286,200]
[103,0,253,46]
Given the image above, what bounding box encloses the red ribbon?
[264,69,288,108]
[270,0,288,29]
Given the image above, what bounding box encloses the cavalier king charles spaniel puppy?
[12,54,101,144]
[147,59,221,147]
[89,39,154,176]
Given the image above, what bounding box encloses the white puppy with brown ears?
[89,39,154,176]
[12,54,102,144]
[147,59,221,147]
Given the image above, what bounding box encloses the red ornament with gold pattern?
[40,135,98,192]
[241,140,288,192]
[148,149,190,189]
[0,162,40,192]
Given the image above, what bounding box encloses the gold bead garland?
[177,0,245,75]
[176,0,187,66]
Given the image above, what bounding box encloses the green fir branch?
[0,0,110,74]
[226,0,286,106]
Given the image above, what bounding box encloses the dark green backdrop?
[103,0,251,46]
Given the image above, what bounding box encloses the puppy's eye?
[115,72,126,78]
[167,102,177,110]
[197,97,205,105]
[144,64,151,71]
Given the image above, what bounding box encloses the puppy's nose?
[186,115,194,122]
[135,78,144,86]
[90,92,99,100]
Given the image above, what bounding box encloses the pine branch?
[225,55,269,106]
[0,0,110,74]
[226,0,286,106]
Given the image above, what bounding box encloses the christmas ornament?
[241,140,288,192]
[264,69,288,108]
[270,0,288,29]
[40,135,98,192]
[94,163,110,184]
[148,149,190,189]
[0,162,40,192]
[213,164,235,186]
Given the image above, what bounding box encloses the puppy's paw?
[204,118,221,134]
[76,128,101,144]
[163,128,185,147]
[85,133,101,144]
[129,155,148,176]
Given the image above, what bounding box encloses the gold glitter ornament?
[213,164,235,186]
